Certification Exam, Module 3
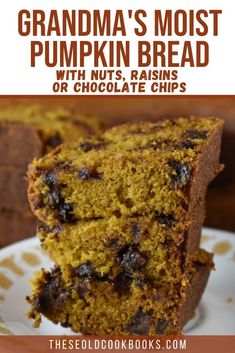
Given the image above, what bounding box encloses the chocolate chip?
[169,160,191,188]
[47,187,60,208]
[42,172,74,223]
[35,272,70,314]
[53,225,62,235]
[113,210,121,218]
[75,263,95,277]
[155,318,171,334]
[125,198,134,208]
[78,167,103,180]
[80,142,95,152]
[42,172,57,188]
[104,238,120,250]
[47,191,74,223]
[114,272,133,296]
[127,309,150,335]
[37,224,62,238]
[131,223,141,241]
[61,321,71,328]
[46,132,63,148]
[76,278,91,298]
[134,275,145,289]
[155,213,176,228]
[184,130,208,140]
[59,203,74,223]
[96,274,109,282]
[80,141,107,152]
[78,168,90,180]
[42,172,60,208]
[117,245,146,271]
[177,140,196,149]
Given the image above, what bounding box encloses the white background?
[0,0,234,95]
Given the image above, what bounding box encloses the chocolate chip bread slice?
[28,118,223,227]
[37,204,205,289]
[27,249,213,335]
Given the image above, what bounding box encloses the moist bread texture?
[26,117,223,334]
[27,250,213,335]
[37,211,205,288]
[28,118,223,226]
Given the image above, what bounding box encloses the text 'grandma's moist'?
[18,9,221,68]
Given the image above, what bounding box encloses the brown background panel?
[0,97,235,232]
[0,336,235,353]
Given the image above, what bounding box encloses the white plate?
[0,228,235,335]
